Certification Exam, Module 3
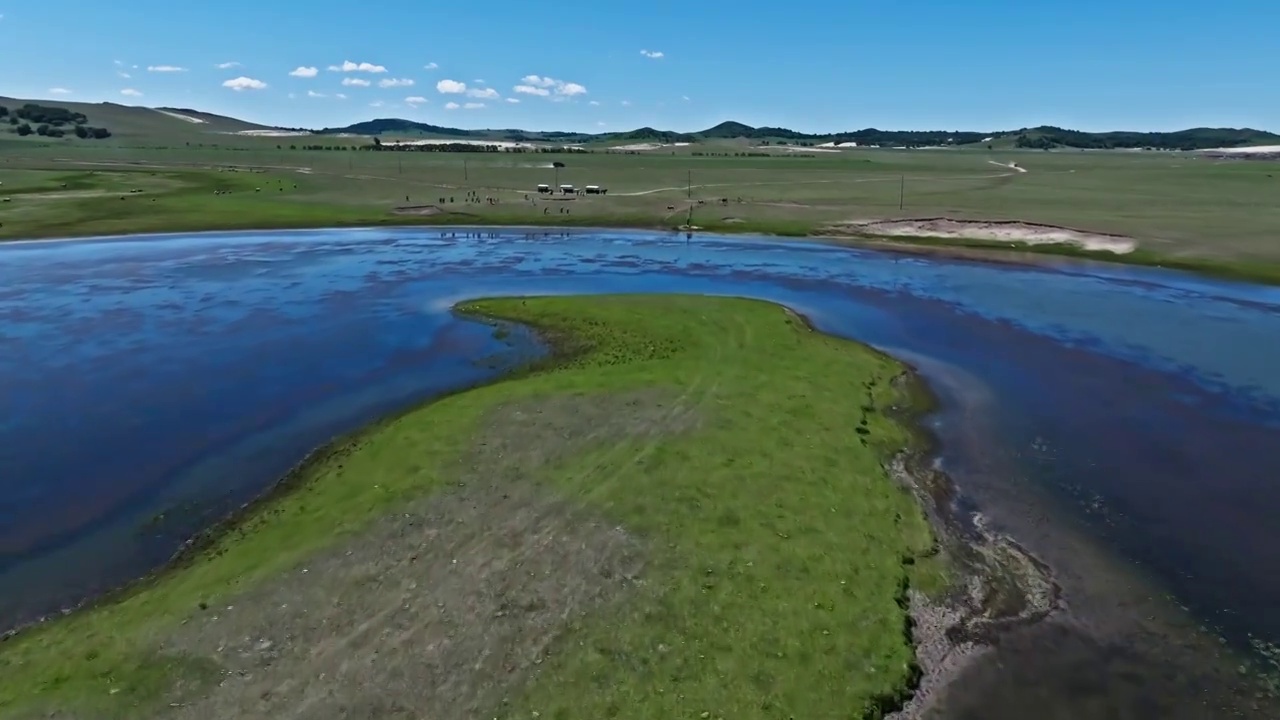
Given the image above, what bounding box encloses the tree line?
[0,104,112,139]
[1013,126,1280,151]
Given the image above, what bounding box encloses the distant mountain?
[221,108,1280,152]
[1010,125,1280,151]
[614,126,696,143]
[318,117,476,137]
[698,121,756,138]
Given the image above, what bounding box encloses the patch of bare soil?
[825,218,1138,254]
[151,389,700,720]
[389,204,443,216]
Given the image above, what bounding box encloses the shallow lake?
[2,227,1279,717]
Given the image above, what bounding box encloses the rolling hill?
[316,117,1280,151]
[4,95,1279,152]
[0,96,285,142]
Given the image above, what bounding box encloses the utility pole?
[687,169,692,200]
[463,159,469,183]
[899,175,905,211]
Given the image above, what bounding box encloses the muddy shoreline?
[783,309,1062,718]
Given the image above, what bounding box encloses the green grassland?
[0,295,941,719]
[2,108,1279,280]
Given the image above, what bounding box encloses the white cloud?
[620,100,632,106]
[289,66,318,78]
[466,86,498,99]
[521,74,556,88]
[307,90,326,98]
[287,92,296,99]
[216,61,241,69]
[506,97,520,104]
[405,95,427,106]
[424,62,439,70]
[463,102,485,109]
[588,100,600,106]
[121,88,143,97]
[48,87,72,95]
[370,100,385,108]
[598,121,608,127]
[342,77,371,87]
[515,75,587,99]
[147,65,187,72]
[682,95,690,101]
[222,76,268,91]
[335,93,347,99]
[640,49,664,59]
[118,72,131,79]
[436,79,467,94]
[473,78,486,84]
[444,101,460,110]
[378,77,414,88]
[328,60,387,73]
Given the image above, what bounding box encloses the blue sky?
[1,0,1276,132]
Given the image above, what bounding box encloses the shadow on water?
[2,227,1279,716]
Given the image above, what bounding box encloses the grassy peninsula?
[0,295,945,720]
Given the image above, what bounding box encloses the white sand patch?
[987,160,1027,173]
[379,138,538,149]
[231,129,314,137]
[155,109,206,124]
[1202,145,1280,155]
[981,136,994,142]
[609,141,693,151]
[752,145,840,153]
[830,217,1137,254]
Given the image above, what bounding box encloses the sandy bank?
[827,217,1138,254]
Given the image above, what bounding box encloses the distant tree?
[47,128,65,138]
[36,124,51,136]
[16,123,33,136]
[0,105,8,117]
[15,103,87,125]
[90,127,111,139]
[74,124,89,139]
[289,144,297,150]
[373,136,382,147]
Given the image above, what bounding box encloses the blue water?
[2,227,1279,663]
